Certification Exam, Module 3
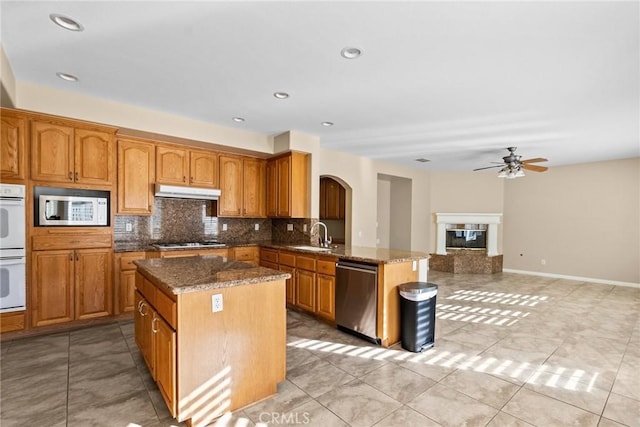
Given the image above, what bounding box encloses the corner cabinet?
[266,151,309,218]
[0,110,27,182]
[31,120,115,185]
[218,155,266,217]
[117,138,155,215]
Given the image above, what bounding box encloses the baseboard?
[502,268,640,289]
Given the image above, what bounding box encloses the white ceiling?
[1,1,638,172]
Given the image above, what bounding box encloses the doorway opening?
[377,174,412,250]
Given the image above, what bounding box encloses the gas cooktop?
[152,241,226,249]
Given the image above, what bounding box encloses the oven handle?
[0,199,25,205]
[0,257,26,265]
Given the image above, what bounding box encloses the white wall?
[376,178,391,248]
[0,44,16,107]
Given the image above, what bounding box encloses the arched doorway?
[319,176,351,246]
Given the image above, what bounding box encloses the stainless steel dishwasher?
[335,259,380,344]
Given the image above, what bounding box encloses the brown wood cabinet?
[232,246,259,264]
[266,152,309,218]
[295,269,316,312]
[115,251,146,313]
[117,138,155,215]
[219,155,265,217]
[316,274,335,321]
[189,150,218,188]
[320,177,346,220]
[156,145,188,185]
[0,110,27,181]
[32,248,112,327]
[31,120,114,185]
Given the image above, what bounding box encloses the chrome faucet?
[310,222,331,248]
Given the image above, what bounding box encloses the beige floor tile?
[243,380,312,422]
[602,392,640,427]
[502,388,600,427]
[316,379,402,427]
[408,383,498,427]
[282,399,349,427]
[597,417,628,427]
[361,363,436,403]
[286,358,355,398]
[486,411,535,427]
[373,406,442,426]
[440,369,520,409]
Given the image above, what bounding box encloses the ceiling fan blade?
[473,165,504,171]
[522,163,548,172]
[521,157,548,164]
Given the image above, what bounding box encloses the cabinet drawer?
[317,259,336,276]
[120,252,146,270]
[260,249,278,264]
[33,234,112,250]
[234,247,256,261]
[135,273,156,306]
[296,255,316,271]
[155,289,177,329]
[198,248,228,258]
[279,251,296,267]
[260,260,278,270]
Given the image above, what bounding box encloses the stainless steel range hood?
[154,184,221,200]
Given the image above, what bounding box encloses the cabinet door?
[295,269,315,312]
[319,177,327,219]
[243,158,266,217]
[316,274,335,321]
[279,265,295,305]
[74,128,113,185]
[31,121,74,183]
[190,150,218,188]
[325,178,341,219]
[266,159,278,217]
[120,270,137,313]
[134,293,156,378]
[276,156,291,217]
[154,313,177,417]
[156,146,188,185]
[0,113,26,181]
[218,155,243,216]
[32,250,74,326]
[75,249,112,319]
[117,139,155,215]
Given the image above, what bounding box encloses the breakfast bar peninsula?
[133,255,289,427]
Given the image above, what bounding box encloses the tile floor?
[1,271,639,427]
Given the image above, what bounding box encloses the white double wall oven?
[0,183,26,313]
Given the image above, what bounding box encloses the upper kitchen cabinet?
[320,177,345,220]
[156,145,219,188]
[218,155,265,217]
[117,138,155,215]
[31,119,115,186]
[0,109,27,182]
[266,151,309,218]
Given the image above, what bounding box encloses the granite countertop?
[114,241,260,253]
[260,242,430,264]
[134,256,290,295]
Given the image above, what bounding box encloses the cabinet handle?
[137,300,145,315]
[183,176,186,182]
[151,317,158,333]
[237,208,241,214]
[74,172,78,181]
[75,253,79,261]
[69,254,73,261]
[68,171,73,180]
[190,177,194,182]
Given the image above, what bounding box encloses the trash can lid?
[398,282,438,295]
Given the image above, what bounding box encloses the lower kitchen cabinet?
[115,252,146,313]
[279,265,295,304]
[316,273,335,321]
[32,248,112,327]
[294,269,316,312]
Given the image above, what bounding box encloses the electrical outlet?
[303,224,307,232]
[212,294,223,312]
[254,223,259,231]
[222,223,228,231]
[541,259,546,265]
[287,224,294,231]
[125,223,133,232]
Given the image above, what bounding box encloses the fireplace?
[431,213,503,274]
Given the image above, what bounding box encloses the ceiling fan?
[473,147,548,178]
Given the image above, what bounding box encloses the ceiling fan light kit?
[474,147,549,178]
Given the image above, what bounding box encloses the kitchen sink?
[288,245,333,252]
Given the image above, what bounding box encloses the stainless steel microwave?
[34,187,109,226]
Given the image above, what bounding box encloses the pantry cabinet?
[0,110,27,181]
[320,177,345,220]
[32,248,112,326]
[117,138,155,215]
[218,155,265,217]
[266,151,309,218]
[31,120,114,186]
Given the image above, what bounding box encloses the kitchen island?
[133,256,289,427]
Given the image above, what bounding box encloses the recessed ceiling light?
[232,117,245,123]
[341,47,362,59]
[321,122,334,127]
[415,158,431,163]
[56,72,79,82]
[50,13,84,31]
[273,92,289,99]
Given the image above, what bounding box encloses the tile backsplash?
[114,198,272,244]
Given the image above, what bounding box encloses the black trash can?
[398,282,438,352]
